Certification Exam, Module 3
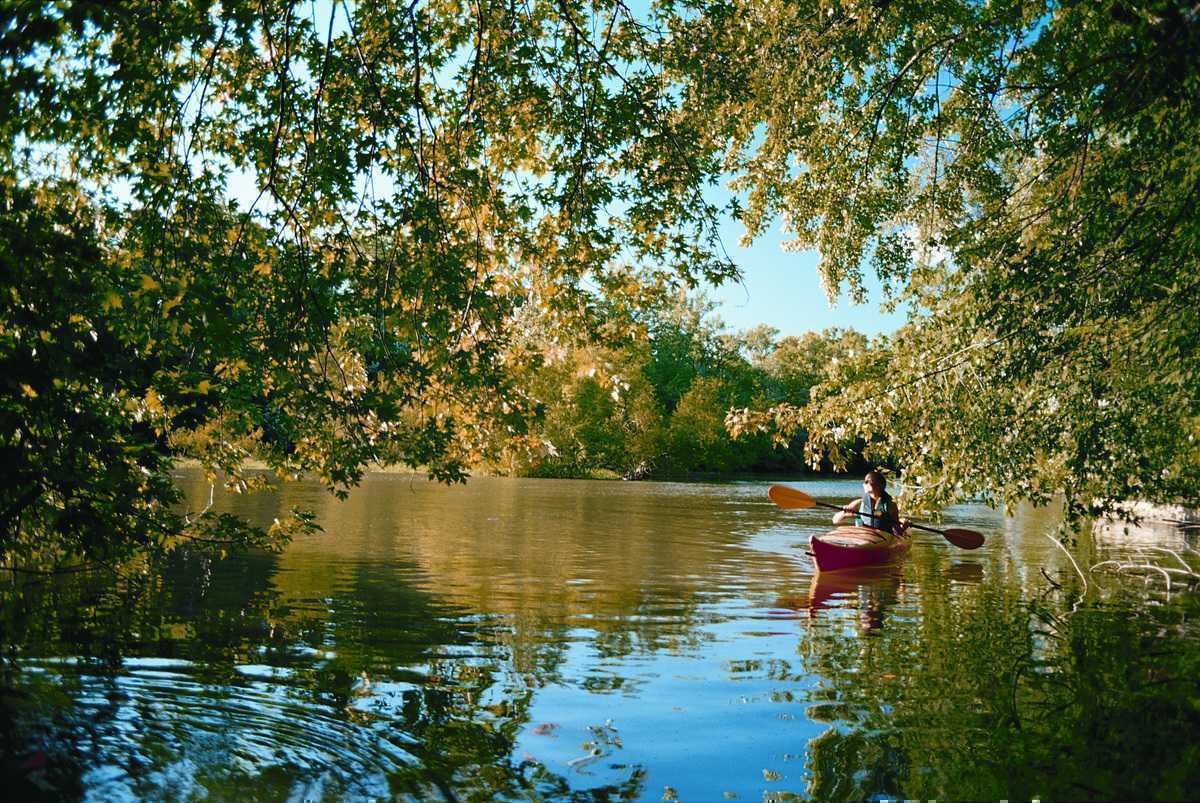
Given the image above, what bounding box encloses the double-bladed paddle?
[767,484,985,550]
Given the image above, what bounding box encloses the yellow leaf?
[20,383,38,398]
[103,292,124,311]
[215,359,248,379]
[196,380,211,395]
[141,275,161,292]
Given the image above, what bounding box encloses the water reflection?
[771,566,906,634]
[2,473,1199,801]
[944,560,984,586]
[807,566,903,632]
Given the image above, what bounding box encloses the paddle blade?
[943,528,985,550]
[768,485,816,510]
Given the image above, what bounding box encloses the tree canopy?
[2,0,738,568]
[715,0,1200,521]
[2,0,1197,570]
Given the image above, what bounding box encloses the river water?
[2,473,1199,801]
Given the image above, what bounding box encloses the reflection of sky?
[13,474,1196,800]
[517,624,829,798]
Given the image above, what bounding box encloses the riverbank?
[1111,500,1200,525]
[170,457,849,485]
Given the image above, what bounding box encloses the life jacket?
[857,490,896,531]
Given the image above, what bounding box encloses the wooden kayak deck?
[810,525,911,572]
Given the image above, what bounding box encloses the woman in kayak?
[833,471,910,536]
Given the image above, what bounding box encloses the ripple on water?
[17,656,418,801]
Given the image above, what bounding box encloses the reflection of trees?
[797,549,1200,801]
[1005,594,1200,801]
[1,484,652,800]
[293,474,756,676]
[803,556,1027,800]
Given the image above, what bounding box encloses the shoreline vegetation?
[166,306,881,492]
[170,457,855,485]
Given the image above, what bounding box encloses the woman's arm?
[886,500,910,535]
[832,498,861,524]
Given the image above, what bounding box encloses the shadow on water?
[3,474,1200,801]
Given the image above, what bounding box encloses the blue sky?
[708,216,908,340]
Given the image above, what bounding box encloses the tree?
[0,0,738,569]
[749,328,869,405]
[737,323,780,367]
[515,345,665,478]
[664,376,743,473]
[695,0,1200,520]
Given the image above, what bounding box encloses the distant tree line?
[494,292,872,479]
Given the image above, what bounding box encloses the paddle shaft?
[817,498,951,538]
[767,484,985,549]
[820,496,979,542]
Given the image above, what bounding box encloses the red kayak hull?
[810,526,912,572]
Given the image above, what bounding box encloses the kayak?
[809,525,911,572]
